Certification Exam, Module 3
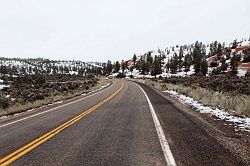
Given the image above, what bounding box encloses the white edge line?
[137,83,176,166]
[0,81,113,128]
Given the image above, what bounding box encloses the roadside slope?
[137,82,247,165]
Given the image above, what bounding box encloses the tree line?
[104,38,250,77]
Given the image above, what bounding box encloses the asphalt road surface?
[0,80,246,165]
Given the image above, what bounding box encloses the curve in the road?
[0,82,124,166]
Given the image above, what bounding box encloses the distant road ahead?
[0,80,245,165]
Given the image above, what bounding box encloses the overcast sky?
[0,0,249,62]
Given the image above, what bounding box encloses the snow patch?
[0,84,10,90]
[163,90,250,132]
[237,68,247,77]
[48,101,63,106]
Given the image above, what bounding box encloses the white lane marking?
[0,82,113,128]
[137,84,177,166]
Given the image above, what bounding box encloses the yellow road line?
[0,82,124,166]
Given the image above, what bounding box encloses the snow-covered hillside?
[0,58,105,76]
[122,38,250,78]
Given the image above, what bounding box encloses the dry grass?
[0,94,74,117]
[0,78,111,117]
[148,80,250,117]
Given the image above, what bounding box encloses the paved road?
[0,80,246,165]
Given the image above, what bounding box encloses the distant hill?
[122,38,250,78]
[0,58,106,76]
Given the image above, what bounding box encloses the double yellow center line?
[0,82,124,166]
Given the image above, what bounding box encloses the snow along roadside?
[163,90,250,132]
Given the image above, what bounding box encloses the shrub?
[116,72,126,78]
[210,61,218,67]
[0,97,9,109]
[211,67,222,75]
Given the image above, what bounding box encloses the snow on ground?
[69,71,78,75]
[126,65,196,78]
[163,90,250,132]
[0,85,9,90]
[241,40,250,46]
[0,79,9,90]
[160,67,195,78]
[237,68,247,77]
[0,58,103,76]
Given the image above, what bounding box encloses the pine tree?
[192,41,202,74]
[121,60,126,74]
[170,53,178,74]
[156,56,162,75]
[183,53,192,72]
[213,41,218,55]
[158,49,164,72]
[20,66,26,75]
[136,56,142,70]
[141,58,146,75]
[231,53,239,75]
[63,66,69,74]
[0,65,8,75]
[146,51,153,74]
[106,60,112,74]
[231,39,238,49]
[114,61,120,73]
[151,55,162,77]
[220,57,227,71]
[28,66,32,75]
[12,66,18,75]
[132,54,137,68]
[178,46,184,72]
[165,62,170,72]
[217,43,222,54]
[200,58,208,75]
[52,66,57,75]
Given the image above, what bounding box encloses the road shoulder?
[134,80,250,165]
